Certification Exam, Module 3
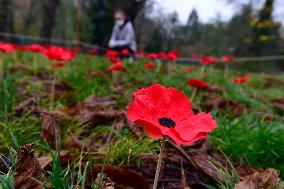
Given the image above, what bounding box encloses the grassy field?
[0,51,284,188]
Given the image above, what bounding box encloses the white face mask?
[115,20,124,26]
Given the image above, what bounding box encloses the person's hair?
[115,9,127,18]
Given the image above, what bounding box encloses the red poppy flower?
[135,50,143,56]
[144,62,155,69]
[188,79,209,89]
[169,49,181,57]
[187,67,193,73]
[108,61,124,72]
[201,56,217,65]
[0,42,16,53]
[25,44,44,53]
[51,62,65,68]
[108,56,120,64]
[166,50,180,61]
[119,49,129,56]
[43,46,75,62]
[88,49,100,55]
[233,75,250,84]
[166,53,178,61]
[127,84,217,144]
[145,53,158,59]
[106,50,118,58]
[157,52,167,59]
[222,56,234,63]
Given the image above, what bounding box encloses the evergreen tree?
[250,0,280,55]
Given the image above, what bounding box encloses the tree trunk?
[23,0,38,34]
[0,0,14,33]
[40,0,60,39]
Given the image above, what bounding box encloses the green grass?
[0,51,284,187]
[211,114,284,176]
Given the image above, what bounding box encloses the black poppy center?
[158,117,176,128]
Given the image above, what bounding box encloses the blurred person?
[108,9,137,53]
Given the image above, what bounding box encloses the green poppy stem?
[190,88,198,102]
[33,54,37,76]
[209,65,214,75]
[156,60,161,73]
[200,65,206,78]
[49,70,57,111]
[153,136,166,189]
[224,64,229,78]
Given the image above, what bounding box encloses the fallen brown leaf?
[189,153,223,182]
[90,166,149,189]
[14,144,44,189]
[37,156,52,170]
[37,150,71,170]
[234,168,281,189]
[15,97,38,116]
[40,113,61,149]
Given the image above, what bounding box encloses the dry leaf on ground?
[40,113,61,149]
[14,144,44,189]
[234,168,281,189]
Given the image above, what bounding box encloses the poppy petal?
[176,112,217,142]
[127,84,167,122]
[166,130,192,144]
[134,119,162,139]
[165,87,194,119]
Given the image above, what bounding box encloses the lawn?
[0,48,284,189]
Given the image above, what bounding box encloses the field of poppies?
[0,43,284,189]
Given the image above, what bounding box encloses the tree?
[250,0,280,55]
[145,28,164,52]
[0,0,14,34]
[186,9,202,44]
[104,0,147,22]
[40,0,60,39]
[224,4,254,56]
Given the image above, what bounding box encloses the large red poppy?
[43,46,75,62]
[0,42,16,53]
[233,75,250,84]
[127,84,217,145]
[188,79,209,89]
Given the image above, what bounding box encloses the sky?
[154,0,284,24]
